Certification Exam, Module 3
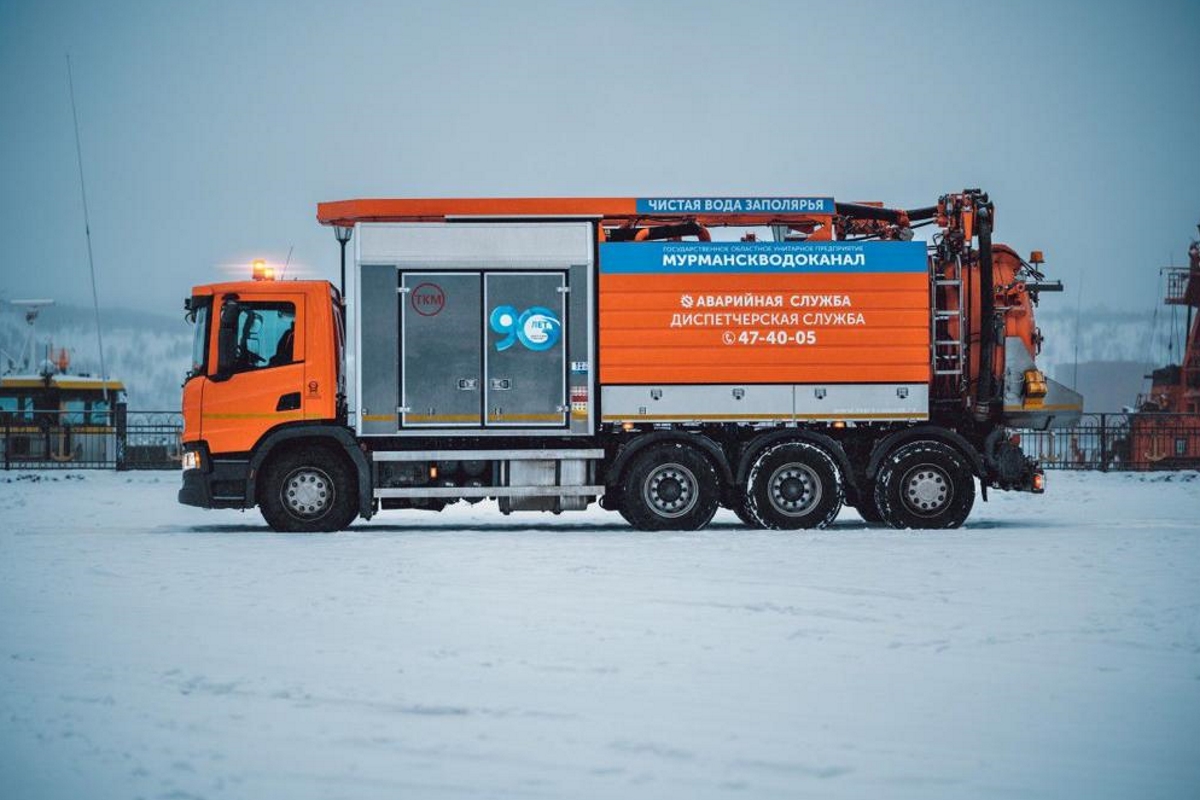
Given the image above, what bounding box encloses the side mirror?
[214,297,240,379]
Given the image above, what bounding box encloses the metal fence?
[1018,412,1200,471]
[3,407,1198,473]
[1,407,182,470]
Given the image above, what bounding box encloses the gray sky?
[1,0,1198,317]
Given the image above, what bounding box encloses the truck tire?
[732,501,758,528]
[874,441,975,529]
[618,442,720,531]
[745,442,843,530]
[854,483,887,525]
[259,445,358,532]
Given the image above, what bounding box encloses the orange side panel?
[600,293,930,314]
[600,273,925,294]
[598,272,930,385]
[601,328,930,348]
[603,346,930,366]
[602,365,932,384]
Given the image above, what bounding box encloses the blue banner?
[635,197,835,215]
[599,241,928,274]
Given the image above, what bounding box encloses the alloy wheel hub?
[284,469,332,517]
[644,464,698,518]
[904,467,950,515]
[769,464,821,515]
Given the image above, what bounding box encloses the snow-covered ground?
[1,471,1198,800]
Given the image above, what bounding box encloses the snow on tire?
[874,440,975,529]
[745,441,843,530]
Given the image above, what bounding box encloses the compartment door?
[400,272,482,427]
[484,272,567,427]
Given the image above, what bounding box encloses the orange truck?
[179,191,1081,531]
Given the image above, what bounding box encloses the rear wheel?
[874,441,975,529]
[619,443,720,531]
[259,446,358,532]
[745,442,843,530]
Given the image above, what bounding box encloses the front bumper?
[178,442,252,509]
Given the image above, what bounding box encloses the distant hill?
[0,299,189,410]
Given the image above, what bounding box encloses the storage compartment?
[354,223,594,437]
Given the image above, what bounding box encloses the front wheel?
[874,441,975,529]
[259,446,358,532]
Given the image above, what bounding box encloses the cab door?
[202,292,306,454]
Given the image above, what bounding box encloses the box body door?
[400,272,482,427]
[484,272,567,427]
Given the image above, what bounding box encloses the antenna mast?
[67,54,110,404]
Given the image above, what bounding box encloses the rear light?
[570,385,588,416]
[1032,472,1045,493]
[1023,369,1048,399]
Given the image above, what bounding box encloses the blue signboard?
[599,241,928,274]
[635,197,835,215]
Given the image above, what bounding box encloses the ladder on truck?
[932,255,966,381]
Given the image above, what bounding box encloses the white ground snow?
[1,470,1198,800]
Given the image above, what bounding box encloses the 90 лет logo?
[490,306,562,352]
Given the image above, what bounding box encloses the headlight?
[182,450,202,471]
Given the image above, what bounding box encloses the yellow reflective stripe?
[203,412,304,420]
[0,378,125,390]
[362,414,393,422]
[486,413,563,422]
[50,380,126,391]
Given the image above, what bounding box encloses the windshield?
[187,298,211,379]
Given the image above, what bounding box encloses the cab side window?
[228,302,296,373]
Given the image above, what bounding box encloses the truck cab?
[180,278,353,519]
